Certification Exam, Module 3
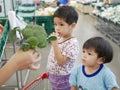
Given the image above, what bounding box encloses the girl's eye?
[54,23,57,26]
[60,23,64,26]
[54,23,64,26]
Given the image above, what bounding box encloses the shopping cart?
[22,72,51,90]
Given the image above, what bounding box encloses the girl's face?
[54,17,74,39]
[81,48,102,67]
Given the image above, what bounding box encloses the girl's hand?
[50,32,59,38]
[48,32,60,46]
[48,32,59,41]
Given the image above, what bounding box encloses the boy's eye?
[88,53,92,55]
[82,50,85,53]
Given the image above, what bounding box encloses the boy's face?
[54,17,74,38]
[81,48,103,67]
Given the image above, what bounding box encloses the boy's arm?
[71,86,77,90]
[112,87,118,90]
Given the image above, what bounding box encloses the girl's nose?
[55,25,60,31]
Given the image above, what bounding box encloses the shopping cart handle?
[41,72,48,79]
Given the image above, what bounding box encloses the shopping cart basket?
[22,72,51,90]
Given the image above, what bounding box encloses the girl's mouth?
[57,32,61,37]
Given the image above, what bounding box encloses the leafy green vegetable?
[20,42,30,51]
[8,27,17,42]
[47,36,57,41]
[8,24,49,51]
[27,36,38,49]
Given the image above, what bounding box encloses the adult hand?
[9,48,41,70]
[0,49,41,85]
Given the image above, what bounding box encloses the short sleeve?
[62,38,79,59]
[104,69,119,90]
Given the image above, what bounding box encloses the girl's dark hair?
[83,37,113,63]
[53,6,78,25]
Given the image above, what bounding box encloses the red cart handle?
[22,72,48,90]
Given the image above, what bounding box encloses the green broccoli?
[27,36,38,49]
[21,24,48,51]
[8,24,49,51]
[8,24,57,51]
[21,42,31,51]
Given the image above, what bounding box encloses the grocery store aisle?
[0,12,120,90]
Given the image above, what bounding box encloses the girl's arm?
[49,32,69,65]
[51,40,69,65]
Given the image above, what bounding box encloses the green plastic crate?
[0,19,6,26]
[0,20,9,58]
[35,16,55,35]
[21,4,35,7]
[23,16,34,23]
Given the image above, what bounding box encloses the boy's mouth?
[82,59,86,63]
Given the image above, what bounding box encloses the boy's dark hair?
[83,37,113,63]
[53,6,78,25]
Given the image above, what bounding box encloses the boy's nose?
[82,53,87,58]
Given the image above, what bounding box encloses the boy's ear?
[97,57,105,64]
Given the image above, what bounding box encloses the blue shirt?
[59,0,68,5]
[69,64,119,90]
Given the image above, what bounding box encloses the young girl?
[69,37,119,90]
[47,6,79,90]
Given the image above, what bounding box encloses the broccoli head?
[20,24,48,51]
[8,23,57,51]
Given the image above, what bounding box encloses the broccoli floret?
[37,37,48,48]
[20,42,31,51]
[8,23,55,51]
[22,28,33,39]
[27,36,38,49]
[20,24,48,51]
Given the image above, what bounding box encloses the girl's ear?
[70,22,76,29]
[97,57,105,64]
